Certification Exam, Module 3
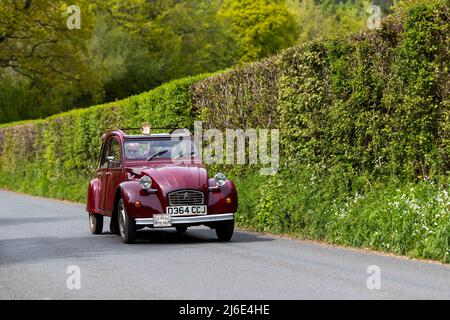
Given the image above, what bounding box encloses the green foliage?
[191,58,280,129]
[0,0,239,124]
[0,0,100,122]
[0,0,101,123]
[1,0,379,124]
[286,0,370,43]
[0,0,95,84]
[0,82,39,122]
[194,1,449,261]
[232,165,449,262]
[218,0,298,62]
[326,179,449,262]
[93,0,239,101]
[277,1,449,181]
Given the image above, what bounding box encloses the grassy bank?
[232,166,449,262]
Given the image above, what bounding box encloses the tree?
[89,0,239,101]
[0,0,96,87]
[286,0,369,43]
[218,0,298,62]
[0,0,101,123]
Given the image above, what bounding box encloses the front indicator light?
[225,197,232,204]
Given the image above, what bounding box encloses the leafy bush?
[218,0,298,62]
[191,58,280,129]
[278,3,449,181]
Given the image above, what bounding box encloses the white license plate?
[153,214,172,227]
[166,205,207,216]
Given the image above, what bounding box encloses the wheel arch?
[111,185,125,221]
[86,178,101,214]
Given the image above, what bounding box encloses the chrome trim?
[135,213,234,226]
[208,186,219,191]
[168,189,204,206]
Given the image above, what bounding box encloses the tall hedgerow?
[191,1,449,262]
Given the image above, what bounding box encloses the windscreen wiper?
[175,151,197,159]
[146,150,169,161]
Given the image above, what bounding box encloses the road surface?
[0,190,449,299]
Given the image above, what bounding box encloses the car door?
[97,138,111,212]
[104,137,124,212]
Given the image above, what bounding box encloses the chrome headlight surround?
[139,176,152,190]
[214,172,227,187]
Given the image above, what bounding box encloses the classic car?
[86,126,238,243]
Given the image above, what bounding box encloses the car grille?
[168,190,204,206]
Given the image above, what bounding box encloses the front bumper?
[135,213,234,226]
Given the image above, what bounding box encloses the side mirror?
[106,156,115,162]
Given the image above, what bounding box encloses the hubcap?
[89,214,95,230]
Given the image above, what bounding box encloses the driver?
[125,143,140,159]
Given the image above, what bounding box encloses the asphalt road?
[0,190,449,300]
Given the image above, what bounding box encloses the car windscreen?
[123,138,197,160]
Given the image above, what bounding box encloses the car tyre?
[109,217,120,235]
[215,219,234,241]
[176,226,188,233]
[118,198,136,244]
[89,213,103,234]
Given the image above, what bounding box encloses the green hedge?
[194,1,449,262]
[192,3,449,182]
[0,2,448,261]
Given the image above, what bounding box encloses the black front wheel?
[89,213,103,234]
[215,220,234,241]
[118,199,136,244]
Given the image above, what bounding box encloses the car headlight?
[139,176,152,189]
[214,172,227,187]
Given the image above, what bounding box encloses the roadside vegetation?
[0,0,448,262]
[2,0,399,124]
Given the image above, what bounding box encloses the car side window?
[109,139,122,169]
[100,140,111,170]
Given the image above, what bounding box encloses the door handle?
[106,172,112,175]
